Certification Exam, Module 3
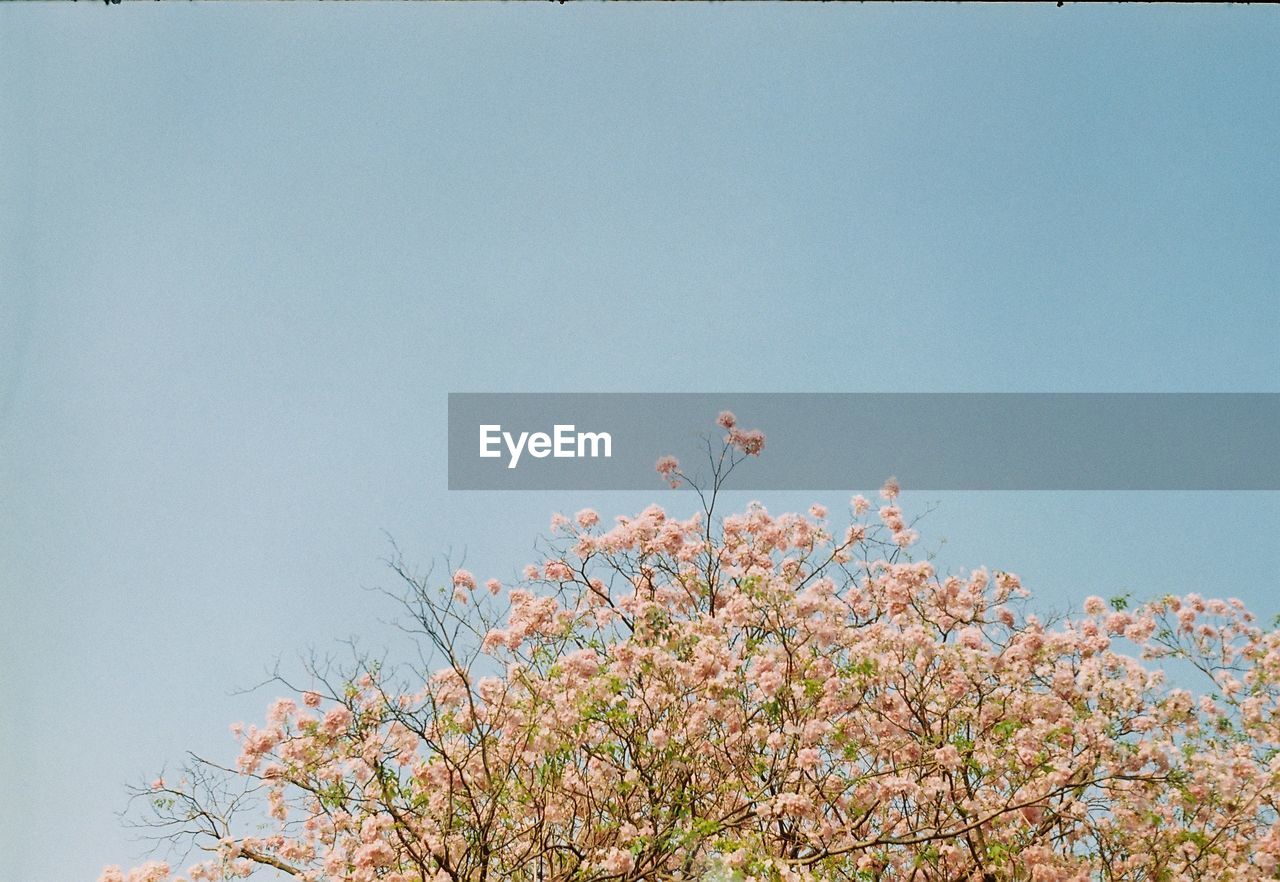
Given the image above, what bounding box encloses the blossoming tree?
[103,413,1280,882]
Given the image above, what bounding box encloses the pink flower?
[1125,616,1156,643]
[957,627,984,650]
[575,508,600,529]
[452,569,476,591]
[353,840,394,869]
[601,848,635,876]
[1083,596,1106,615]
[302,691,322,708]
[267,698,296,725]
[934,744,962,770]
[727,428,765,456]
[880,477,900,500]
[717,410,737,430]
[655,456,680,487]
[117,862,169,882]
[482,628,509,652]
[879,506,904,531]
[485,578,502,595]
[754,669,784,697]
[544,560,573,581]
[892,529,918,548]
[1105,611,1131,635]
[322,705,353,736]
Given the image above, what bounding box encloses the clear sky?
[2,5,1279,880]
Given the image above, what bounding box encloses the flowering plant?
[103,414,1280,881]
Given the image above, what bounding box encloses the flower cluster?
[101,417,1280,882]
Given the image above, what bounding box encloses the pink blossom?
[600,847,635,876]
[543,560,573,581]
[353,840,394,869]
[727,427,765,456]
[321,705,353,736]
[267,698,296,725]
[934,744,962,770]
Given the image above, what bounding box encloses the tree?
[102,413,1280,882]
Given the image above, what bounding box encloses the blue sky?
[2,6,1279,880]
